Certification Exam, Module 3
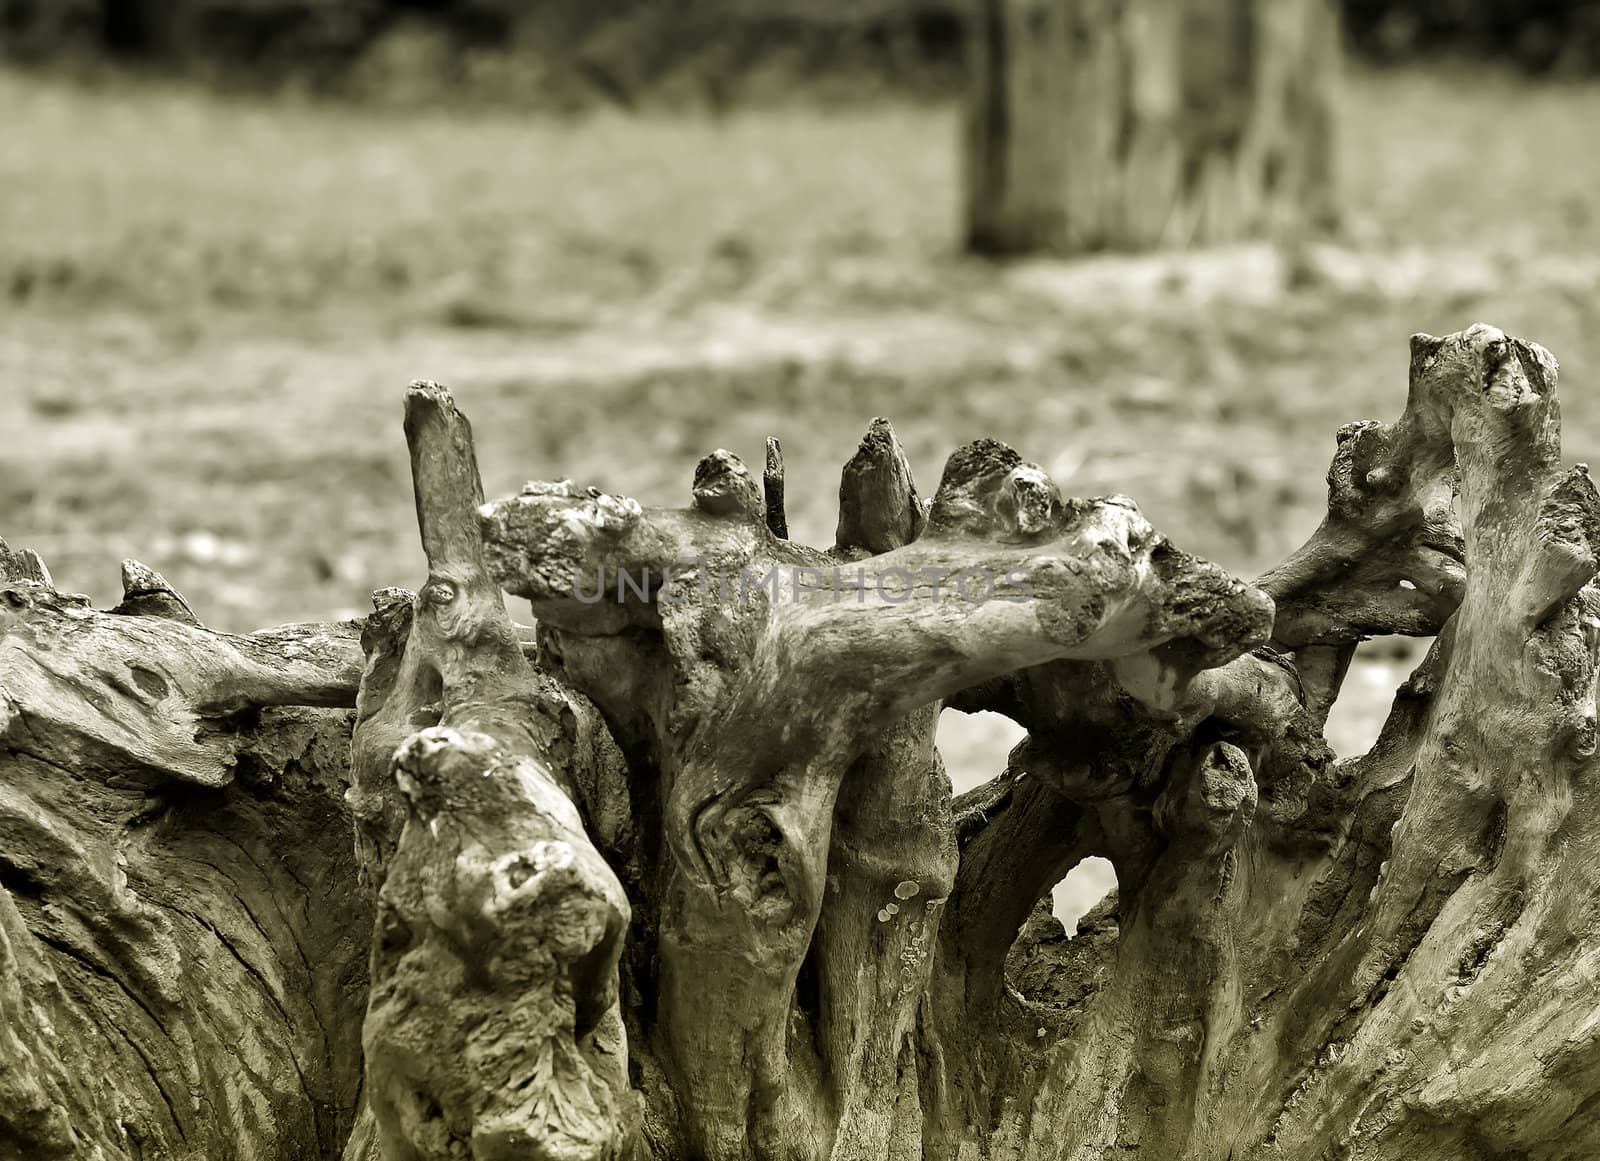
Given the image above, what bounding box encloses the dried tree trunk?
[964,0,1341,254]
[0,553,370,1160]
[5,324,1600,1161]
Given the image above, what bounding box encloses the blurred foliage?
[0,0,968,105]
[5,63,1600,628]
[7,0,1600,104]
[1346,0,1600,71]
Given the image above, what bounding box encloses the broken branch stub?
[834,416,924,556]
[351,383,635,1161]
[1258,332,1468,647]
[764,435,789,540]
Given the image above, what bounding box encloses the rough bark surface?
[0,555,369,1160]
[965,0,1341,254]
[4,323,1600,1161]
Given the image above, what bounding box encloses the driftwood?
[4,323,1600,1160]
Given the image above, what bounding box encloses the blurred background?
[4,0,1598,919]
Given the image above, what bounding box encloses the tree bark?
[5,324,1600,1160]
[0,556,370,1160]
[964,0,1341,255]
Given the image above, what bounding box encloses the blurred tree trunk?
[964,0,1341,254]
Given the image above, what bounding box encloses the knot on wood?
[1156,740,1258,852]
[480,480,645,603]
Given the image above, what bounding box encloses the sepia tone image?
[4,2,1600,1158]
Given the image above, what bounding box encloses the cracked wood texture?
[3,323,1600,1161]
[0,554,370,1160]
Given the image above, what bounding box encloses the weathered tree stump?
[964,0,1342,254]
[0,557,369,1159]
[4,324,1600,1160]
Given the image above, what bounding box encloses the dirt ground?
[5,64,1598,919]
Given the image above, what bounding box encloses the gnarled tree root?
[6,325,1600,1161]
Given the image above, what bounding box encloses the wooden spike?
[115,559,199,624]
[835,417,925,554]
[0,536,52,587]
[764,436,789,539]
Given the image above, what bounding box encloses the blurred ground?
[5,65,1599,922]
